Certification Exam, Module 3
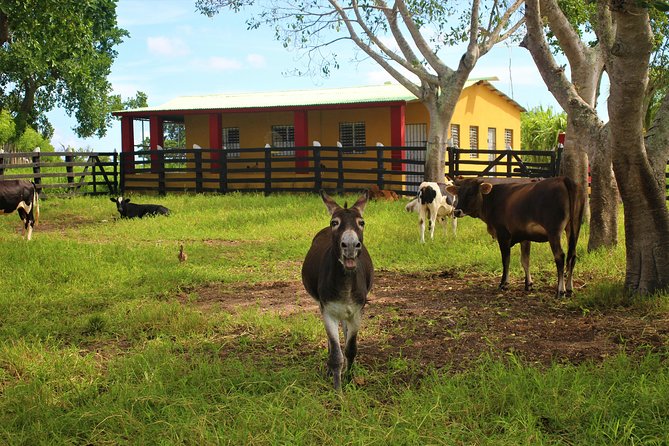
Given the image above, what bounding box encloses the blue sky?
[47,0,576,152]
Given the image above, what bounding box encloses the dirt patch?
[179,271,669,371]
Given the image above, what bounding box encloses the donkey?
[302,190,374,390]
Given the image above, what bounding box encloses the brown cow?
[447,176,585,297]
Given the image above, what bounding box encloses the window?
[405,123,427,147]
[163,122,186,149]
[504,129,514,149]
[222,127,240,158]
[339,122,366,153]
[271,125,295,156]
[487,128,497,150]
[450,124,460,148]
[469,125,479,158]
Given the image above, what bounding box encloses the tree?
[605,0,669,294]
[0,110,54,152]
[0,0,127,140]
[525,0,669,294]
[196,0,524,182]
[522,0,620,252]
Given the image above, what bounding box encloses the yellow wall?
[135,83,523,190]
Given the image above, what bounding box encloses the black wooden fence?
[0,150,118,196]
[1,147,667,199]
[119,146,563,196]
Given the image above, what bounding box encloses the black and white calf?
[405,181,457,242]
[110,197,170,218]
[0,180,39,240]
[302,190,373,390]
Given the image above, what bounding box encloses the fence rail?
[119,146,562,196]
[1,147,666,200]
[0,151,118,196]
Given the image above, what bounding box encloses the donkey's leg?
[322,311,344,390]
[343,310,362,378]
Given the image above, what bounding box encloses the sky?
[46,0,584,153]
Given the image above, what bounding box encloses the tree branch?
[393,0,451,76]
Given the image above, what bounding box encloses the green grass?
[0,193,668,445]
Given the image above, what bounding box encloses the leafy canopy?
[0,0,127,139]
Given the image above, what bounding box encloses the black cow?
[447,176,585,297]
[0,180,39,240]
[110,197,170,218]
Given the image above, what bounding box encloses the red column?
[294,110,309,172]
[121,116,135,173]
[390,104,406,171]
[149,115,164,172]
[209,113,222,169]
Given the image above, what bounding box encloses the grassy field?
[0,192,668,445]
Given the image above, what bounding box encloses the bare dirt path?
[181,270,669,370]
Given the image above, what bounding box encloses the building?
[113,78,525,192]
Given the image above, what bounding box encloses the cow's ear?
[480,183,493,195]
[320,190,341,215]
[110,197,116,203]
[446,185,458,196]
[124,198,131,204]
[351,190,368,215]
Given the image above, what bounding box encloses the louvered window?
[504,129,514,149]
[222,127,240,158]
[339,122,366,154]
[469,125,479,158]
[450,124,460,148]
[271,125,295,156]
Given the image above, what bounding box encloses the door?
[487,127,497,173]
[405,124,427,193]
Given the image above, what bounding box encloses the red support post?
[121,116,135,173]
[390,104,406,171]
[294,110,309,172]
[209,113,222,169]
[149,115,163,172]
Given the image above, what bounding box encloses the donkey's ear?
[352,190,369,215]
[320,190,341,215]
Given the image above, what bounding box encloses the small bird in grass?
[178,244,187,263]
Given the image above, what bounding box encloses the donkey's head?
[320,190,368,272]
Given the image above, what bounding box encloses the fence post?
[32,148,41,190]
[113,151,119,195]
[65,148,75,190]
[119,151,126,195]
[314,146,322,192]
[158,151,166,195]
[337,146,344,194]
[219,147,228,194]
[376,143,385,190]
[506,144,512,177]
[0,149,4,176]
[194,148,203,193]
[92,156,98,194]
[264,146,272,196]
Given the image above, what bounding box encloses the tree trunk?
[606,0,669,294]
[587,142,619,251]
[423,95,457,182]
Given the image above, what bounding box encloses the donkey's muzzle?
[340,231,362,270]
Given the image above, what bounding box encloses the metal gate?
[405,123,427,193]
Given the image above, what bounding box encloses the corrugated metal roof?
[117,78,524,114]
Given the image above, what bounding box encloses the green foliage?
[0,0,128,138]
[521,105,567,151]
[0,110,54,151]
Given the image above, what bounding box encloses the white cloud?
[206,56,243,71]
[246,54,266,68]
[147,36,190,57]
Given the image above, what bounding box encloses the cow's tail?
[565,177,584,253]
[32,182,40,226]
